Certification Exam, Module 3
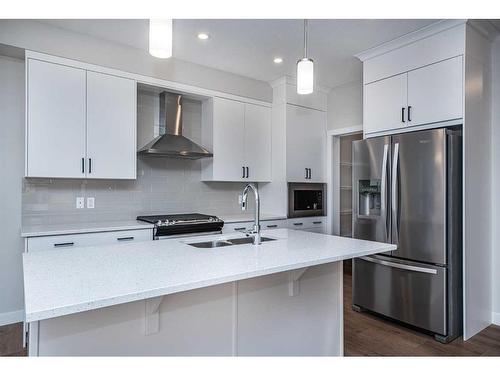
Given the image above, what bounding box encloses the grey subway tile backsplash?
[22,94,252,226]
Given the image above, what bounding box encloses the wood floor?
[343,266,500,356]
[0,323,26,356]
[1,268,499,357]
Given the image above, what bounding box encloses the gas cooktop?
[137,213,224,239]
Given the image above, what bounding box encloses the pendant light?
[149,19,173,59]
[297,19,314,95]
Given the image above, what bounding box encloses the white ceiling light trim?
[149,19,173,59]
[297,19,313,95]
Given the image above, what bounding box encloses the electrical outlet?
[76,197,84,209]
[87,197,95,209]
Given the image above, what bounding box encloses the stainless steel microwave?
[288,183,326,218]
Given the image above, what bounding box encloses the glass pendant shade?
[297,57,314,95]
[149,19,173,59]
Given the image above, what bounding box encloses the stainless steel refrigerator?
[352,127,462,343]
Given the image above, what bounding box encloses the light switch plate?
[76,197,84,209]
[87,197,95,209]
[238,195,243,205]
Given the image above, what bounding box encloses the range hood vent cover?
[138,92,213,159]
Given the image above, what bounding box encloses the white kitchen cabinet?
[364,73,407,134]
[26,58,137,179]
[202,97,271,182]
[363,57,463,136]
[26,228,153,253]
[286,105,326,183]
[86,71,136,179]
[407,56,463,127]
[210,97,246,180]
[244,103,272,181]
[27,59,87,178]
[287,216,327,234]
[222,219,287,234]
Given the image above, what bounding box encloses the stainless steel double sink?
[188,236,276,248]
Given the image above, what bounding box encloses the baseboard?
[493,312,500,326]
[0,309,24,326]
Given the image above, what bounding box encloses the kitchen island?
[23,229,395,356]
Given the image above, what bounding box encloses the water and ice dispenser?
[357,180,381,217]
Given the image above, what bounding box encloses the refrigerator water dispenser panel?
[358,179,381,216]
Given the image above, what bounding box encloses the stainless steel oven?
[288,183,326,218]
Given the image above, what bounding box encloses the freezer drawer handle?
[359,256,437,274]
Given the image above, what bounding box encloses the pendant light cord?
[303,19,308,58]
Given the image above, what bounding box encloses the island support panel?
[29,262,342,356]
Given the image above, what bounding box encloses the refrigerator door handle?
[380,144,389,242]
[391,142,400,245]
[359,256,438,275]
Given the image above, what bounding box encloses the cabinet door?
[212,97,245,180]
[244,103,271,182]
[27,59,86,178]
[407,56,463,127]
[364,73,407,134]
[86,71,136,179]
[286,105,326,183]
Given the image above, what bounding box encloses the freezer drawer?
[353,255,447,335]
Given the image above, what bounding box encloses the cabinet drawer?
[222,219,287,234]
[222,222,251,234]
[27,228,153,252]
[288,217,326,233]
[261,219,287,230]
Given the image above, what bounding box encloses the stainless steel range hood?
[137,92,213,159]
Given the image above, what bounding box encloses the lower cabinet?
[222,219,287,234]
[287,217,327,234]
[26,228,153,253]
[222,217,327,235]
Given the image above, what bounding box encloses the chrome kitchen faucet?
[241,183,261,245]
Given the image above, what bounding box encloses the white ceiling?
[41,19,440,88]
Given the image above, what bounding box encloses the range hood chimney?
[137,92,213,159]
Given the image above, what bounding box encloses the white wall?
[327,80,362,131]
[492,37,500,326]
[0,20,272,103]
[0,55,25,325]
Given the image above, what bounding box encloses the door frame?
[326,125,363,236]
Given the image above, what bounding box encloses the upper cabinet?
[406,56,463,127]
[202,97,271,182]
[363,56,463,135]
[26,58,136,179]
[364,72,408,135]
[86,71,136,179]
[27,59,87,178]
[286,104,326,183]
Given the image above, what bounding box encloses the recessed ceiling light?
[197,33,209,40]
[273,57,283,64]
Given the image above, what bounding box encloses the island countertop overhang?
[23,229,396,322]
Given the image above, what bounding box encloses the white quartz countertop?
[21,220,154,237]
[21,214,286,238]
[23,229,396,322]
